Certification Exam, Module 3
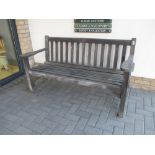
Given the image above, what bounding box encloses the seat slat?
[43,62,124,75]
[31,64,123,86]
[32,63,124,84]
[35,63,123,80]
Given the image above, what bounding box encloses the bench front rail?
[21,36,136,117]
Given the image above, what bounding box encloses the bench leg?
[117,88,127,117]
[117,72,129,117]
[23,58,34,92]
[25,72,34,92]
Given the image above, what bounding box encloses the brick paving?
[0,76,155,135]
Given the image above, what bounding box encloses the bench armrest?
[20,48,47,59]
[121,55,135,72]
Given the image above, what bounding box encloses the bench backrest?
[45,36,136,70]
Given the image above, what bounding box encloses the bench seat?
[31,62,124,86]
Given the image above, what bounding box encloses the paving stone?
[117,116,134,124]
[69,104,80,113]
[41,119,57,129]
[144,106,155,113]
[144,96,152,107]
[127,101,136,113]
[34,112,49,123]
[16,110,36,120]
[61,101,73,107]
[64,122,77,134]
[126,112,144,121]
[136,109,153,117]
[39,105,51,113]
[107,120,124,128]
[71,129,85,135]
[98,111,109,121]
[87,115,99,127]
[48,115,64,123]
[57,117,72,126]
[14,126,34,135]
[96,121,114,132]
[65,113,80,122]
[152,96,155,104]
[76,118,88,130]
[3,114,18,122]
[144,116,154,130]
[0,118,21,131]
[134,119,144,135]
[113,127,124,135]
[45,110,60,120]
[144,129,155,135]
[84,126,103,135]
[79,103,89,111]
[88,99,98,107]
[136,101,144,110]
[0,126,15,135]
[103,129,113,135]
[25,122,47,134]
[124,123,134,135]
[57,109,69,117]
[75,109,91,119]
[41,127,56,135]
[51,124,66,135]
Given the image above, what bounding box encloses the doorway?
[0,19,24,86]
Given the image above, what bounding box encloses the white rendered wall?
[28,19,155,79]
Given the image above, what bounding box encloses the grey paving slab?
[64,122,77,134]
[124,123,134,135]
[84,125,103,135]
[87,114,99,127]
[14,126,34,135]
[134,119,144,135]
[76,118,88,130]
[113,127,124,135]
[0,76,155,135]
[144,116,154,130]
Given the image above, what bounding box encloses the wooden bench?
[21,36,136,117]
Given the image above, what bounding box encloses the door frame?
[0,19,24,86]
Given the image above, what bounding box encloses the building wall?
[16,20,33,54]
[16,19,34,65]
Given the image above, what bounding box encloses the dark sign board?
[74,19,112,33]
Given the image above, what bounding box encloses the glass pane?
[0,20,19,80]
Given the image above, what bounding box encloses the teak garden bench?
[21,36,136,117]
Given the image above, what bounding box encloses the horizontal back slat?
[46,36,136,71]
[49,37,132,45]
